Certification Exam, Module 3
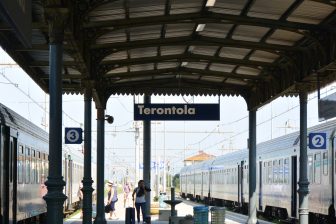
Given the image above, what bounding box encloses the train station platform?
[64,195,273,224]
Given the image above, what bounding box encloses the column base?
[93,217,107,224]
[246,217,258,224]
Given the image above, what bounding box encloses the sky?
[1,48,335,185]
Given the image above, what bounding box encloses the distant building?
[183,150,215,166]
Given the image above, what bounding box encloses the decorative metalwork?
[0,0,335,110]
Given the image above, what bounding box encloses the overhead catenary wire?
[201,90,334,151]
[0,69,82,126]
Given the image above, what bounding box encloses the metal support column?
[43,18,67,224]
[247,109,257,224]
[143,95,151,217]
[82,89,94,224]
[94,108,106,224]
[298,92,309,224]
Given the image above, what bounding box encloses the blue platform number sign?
[309,132,327,150]
[65,128,83,144]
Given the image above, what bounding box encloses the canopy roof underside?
[1,0,336,108]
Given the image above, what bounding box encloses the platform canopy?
[0,0,336,109]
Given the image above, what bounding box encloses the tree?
[173,174,180,191]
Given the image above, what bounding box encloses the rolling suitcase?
[125,207,135,224]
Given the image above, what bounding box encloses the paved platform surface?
[64,195,274,224]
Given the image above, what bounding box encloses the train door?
[333,137,336,213]
[259,161,262,210]
[1,126,9,224]
[238,161,244,207]
[291,156,297,217]
[0,126,17,224]
[200,172,203,200]
[8,135,17,224]
[68,159,73,207]
[209,168,213,204]
[0,126,4,224]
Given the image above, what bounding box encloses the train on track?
[0,103,96,223]
[180,118,336,222]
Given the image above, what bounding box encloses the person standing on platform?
[132,180,151,224]
[123,182,131,207]
[106,181,119,220]
[78,182,83,219]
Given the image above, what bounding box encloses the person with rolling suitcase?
[132,180,151,224]
[125,205,135,224]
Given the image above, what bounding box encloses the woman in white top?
[132,180,150,224]
[106,181,118,220]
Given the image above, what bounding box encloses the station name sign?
[134,103,220,121]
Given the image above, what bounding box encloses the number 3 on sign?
[308,133,327,150]
[65,128,83,144]
[67,130,79,142]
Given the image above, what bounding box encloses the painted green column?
[94,108,106,224]
[82,89,94,224]
[298,92,309,224]
[143,95,151,217]
[43,10,67,224]
[247,109,257,224]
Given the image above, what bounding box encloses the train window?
[31,149,36,184]
[224,170,226,184]
[308,155,313,183]
[62,160,65,177]
[41,153,45,184]
[25,147,31,184]
[278,159,283,184]
[284,158,289,184]
[268,161,272,184]
[37,157,41,184]
[323,152,328,176]
[232,168,234,184]
[228,169,230,184]
[46,154,49,177]
[216,171,218,185]
[263,162,267,184]
[18,145,24,184]
[314,153,321,184]
[244,165,249,183]
[9,140,13,183]
[273,160,277,183]
[234,168,237,184]
[227,169,229,184]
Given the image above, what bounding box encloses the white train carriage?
[180,166,194,198]
[180,118,336,221]
[0,102,96,223]
[193,160,212,202]
[257,132,299,218]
